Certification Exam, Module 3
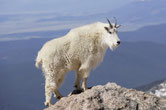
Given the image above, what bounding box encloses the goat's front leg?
[78,63,91,91]
[74,70,82,90]
[54,89,63,99]
[82,77,88,91]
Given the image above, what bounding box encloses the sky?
[0,0,134,35]
[0,0,132,15]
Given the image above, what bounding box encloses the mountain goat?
[35,18,121,106]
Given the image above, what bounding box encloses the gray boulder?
[45,83,166,110]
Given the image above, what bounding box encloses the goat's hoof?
[74,85,80,89]
[57,96,62,99]
[55,95,63,100]
[54,94,63,100]
[74,85,81,90]
[83,88,88,92]
[44,102,52,107]
[74,85,78,88]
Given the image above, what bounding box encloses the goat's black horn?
[106,17,113,28]
[114,17,117,27]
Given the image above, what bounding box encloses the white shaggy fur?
[35,21,120,106]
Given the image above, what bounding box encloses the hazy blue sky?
[1,0,164,35]
[0,0,132,15]
[0,0,135,35]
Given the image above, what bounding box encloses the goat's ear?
[116,25,121,29]
[104,27,109,32]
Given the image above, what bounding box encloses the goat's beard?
[109,44,119,51]
[103,36,119,51]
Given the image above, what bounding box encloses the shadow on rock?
[69,87,93,95]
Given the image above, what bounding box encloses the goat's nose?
[117,41,120,45]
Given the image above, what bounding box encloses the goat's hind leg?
[53,71,65,99]
[74,70,82,90]
[43,67,60,106]
[44,77,55,106]
[45,76,63,106]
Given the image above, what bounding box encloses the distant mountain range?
[1,22,166,45]
[0,29,69,41]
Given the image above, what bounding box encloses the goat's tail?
[35,54,42,69]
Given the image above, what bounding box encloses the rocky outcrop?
[45,83,166,110]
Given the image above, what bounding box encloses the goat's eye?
[109,31,112,34]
